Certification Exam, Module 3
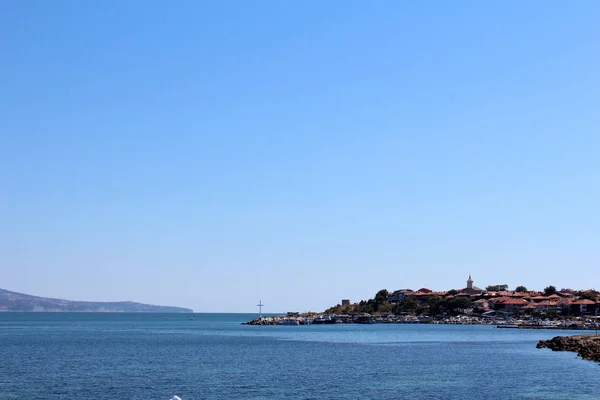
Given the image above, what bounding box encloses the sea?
[1,313,598,400]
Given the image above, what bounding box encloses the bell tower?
[467,274,473,293]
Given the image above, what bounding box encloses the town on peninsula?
[244,275,600,330]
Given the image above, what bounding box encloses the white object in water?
[171,397,182,400]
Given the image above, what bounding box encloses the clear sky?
[1,1,599,313]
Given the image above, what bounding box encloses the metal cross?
[257,301,264,319]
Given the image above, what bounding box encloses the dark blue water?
[1,313,598,399]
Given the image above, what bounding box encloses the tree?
[579,291,598,301]
[415,305,429,315]
[486,284,509,292]
[372,289,389,312]
[446,297,473,315]
[446,289,459,296]
[425,295,443,306]
[374,289,389,304]
[543,285,557,296]
[399,298,419,313]
[377,303,393,313]
[429,297,447,316]
[515,286,528,293]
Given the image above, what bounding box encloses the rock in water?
[537,335,600,363]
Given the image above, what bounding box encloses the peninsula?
[0,288,193,313]
[243,275,599,328]
[323,275,599,319]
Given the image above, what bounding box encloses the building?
[388,290,406,304]
[473,299,491,309]
[458,274,483,295]
[341,299,350,306]
[490,297,529,314]
[568,299,597,316]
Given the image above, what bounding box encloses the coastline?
[242,314,600,330]
[537,335,600,363]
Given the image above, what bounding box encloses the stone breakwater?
[242,318,280,326]
[537,335,600,363]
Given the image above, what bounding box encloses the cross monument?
[257,301,264,319]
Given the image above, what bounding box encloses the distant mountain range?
[0,288,193,313]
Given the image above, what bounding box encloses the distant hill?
[0,288,193,313]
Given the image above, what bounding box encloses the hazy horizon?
[2,281,596,314]
[2,2,599,313]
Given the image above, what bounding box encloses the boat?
[312,315,336,324]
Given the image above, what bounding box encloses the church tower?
[467,274,473,293]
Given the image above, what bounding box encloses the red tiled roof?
[490,297,510,303]
[571,299,596,305]
[503,299,529,305]
[535,301,560,307]
[492,297,528,305]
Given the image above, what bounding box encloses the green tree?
[515,286,528,293]
[425,295,443,305]
[354,300,371,314]
[446,289,459,296]
[429,297,448,316]
[372,289,389,313]
[392,303,403,315]
[543,285,557,296]
[446,297,473,315]
[400,298,419,314]
[415,305,429,315]
[485,284,509,292]
[374,289,389,304]
[579,291,598,301]
[378,303,393,313]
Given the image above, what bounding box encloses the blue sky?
[1,1,599,312]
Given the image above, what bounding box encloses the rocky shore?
[242,317,286,326]
[537,335,600,363]
[242,313,600,329]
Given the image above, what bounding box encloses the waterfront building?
[490,297,529,314]
[473,299,491,309]
[388,289,413,304]
[567,299,597,316]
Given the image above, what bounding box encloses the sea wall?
[537,335,600,363]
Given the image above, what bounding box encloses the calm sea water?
[0,313,598,400]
